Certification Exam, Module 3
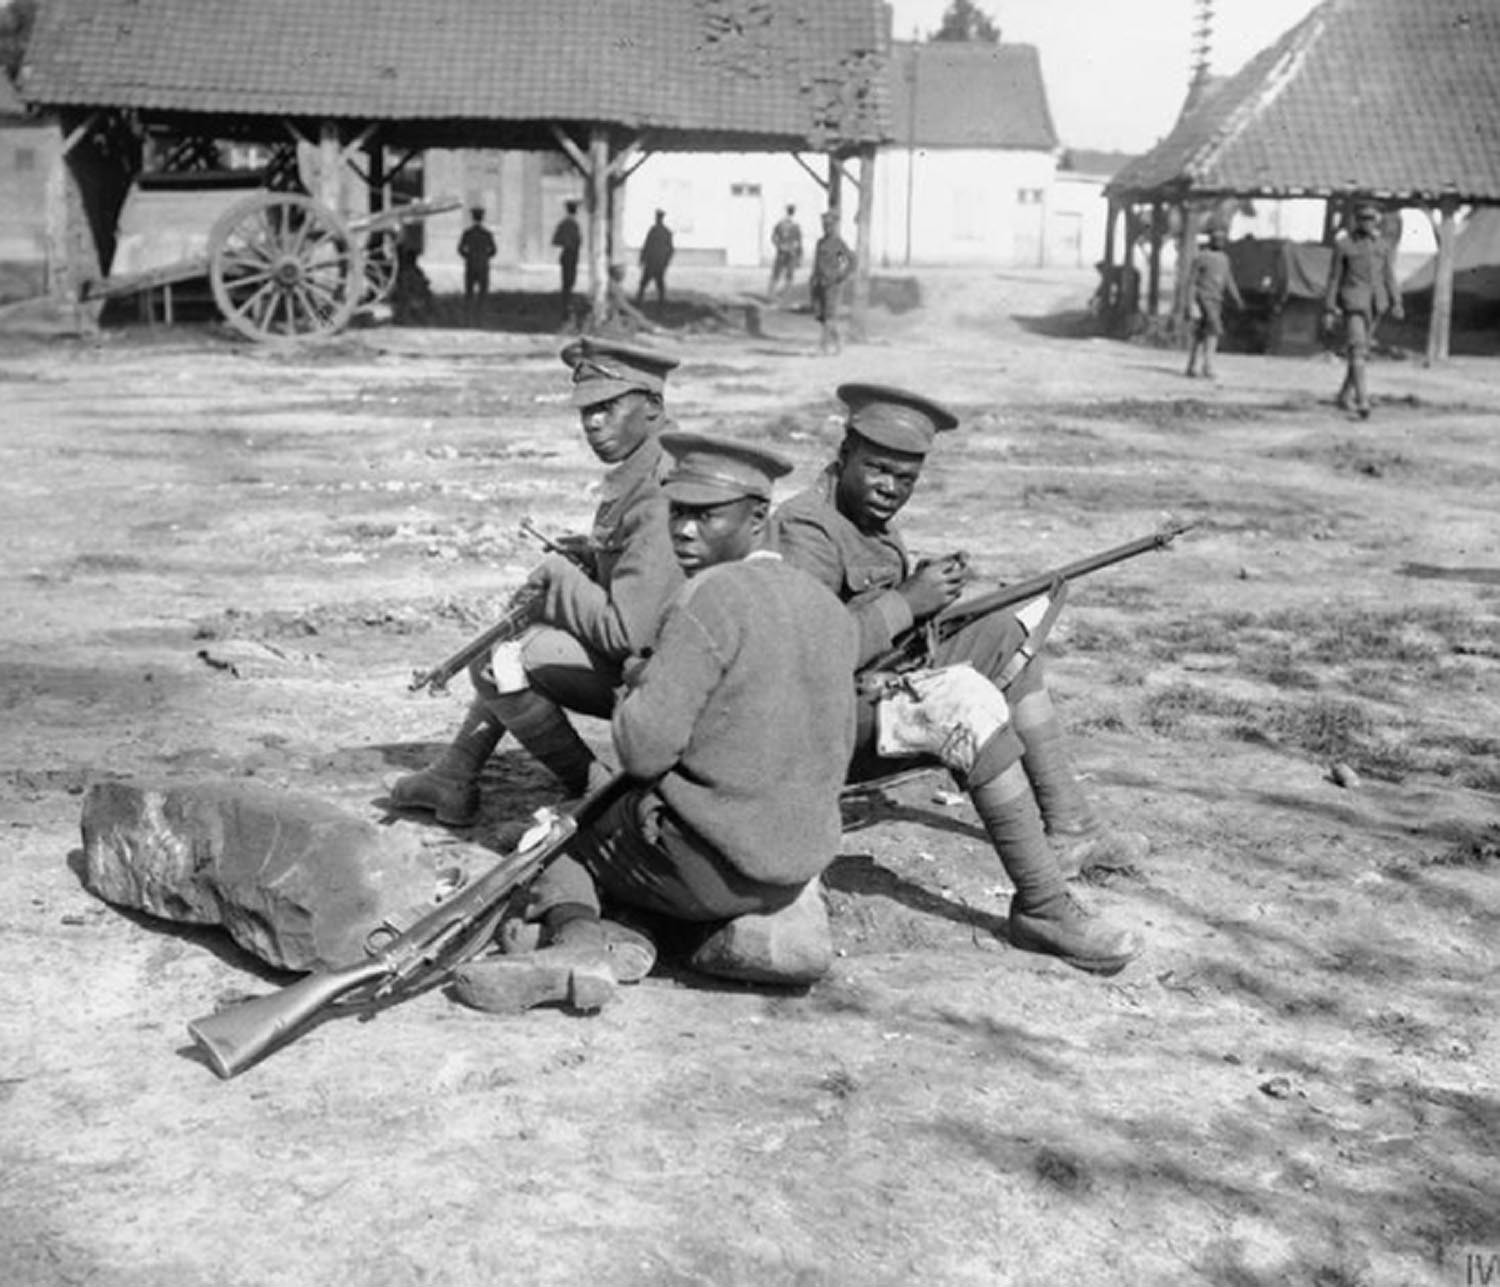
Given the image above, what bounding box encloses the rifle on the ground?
[187,772,628,1079]
[867,518,1197,674]
[407,519,594,695]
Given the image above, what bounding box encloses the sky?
[887,0,1325,154]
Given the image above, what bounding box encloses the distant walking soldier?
[768,204,804,299]
[457,207,497,319]
[552,200,583,324]
[1323,200,1403,419]
[809,210,854,354]
[637,209,675,307]
[1184,225,1243,379]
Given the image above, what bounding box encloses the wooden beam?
[1424,201,1459,366]
[339,123,379,164]
[606,137,646,181]
[791,152,829,190]
[588,126,609,323]
[550,126,591,179]
[317,121,343,215]
[849,146,876,343]
[58,112,100,157]
[1147,202,1163,317]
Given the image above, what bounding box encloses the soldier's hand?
[897,554,968,620]
[526,553,583,589]
[1391,303,1405,322]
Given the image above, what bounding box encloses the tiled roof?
[887,41,1056,151]
[19,0,889,149]
[1109,0,1500,202]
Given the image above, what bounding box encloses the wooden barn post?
[1425,200,1459,366]
[851,144,876,342]
[1147,201,1164,316]
[588,126,609,322]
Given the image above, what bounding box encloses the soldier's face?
[667,497,765,576]
[835,436,925,530]
[579,392,651,464]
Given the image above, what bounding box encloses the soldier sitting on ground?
[453,432,859,1011]
[390,339,684,825]
[771,383,1147,976]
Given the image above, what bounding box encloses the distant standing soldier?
[637,209,675,307]
[1323,200,1403,419]
[1184,225,1243,380]
[552,199,583,324]
[457,207,497,319]
[768,204,804,299]
[809,210,855,354]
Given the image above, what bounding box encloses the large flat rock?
[79,779,468,971]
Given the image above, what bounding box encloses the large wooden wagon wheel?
[208,193,365,341]
[360,227,400,306]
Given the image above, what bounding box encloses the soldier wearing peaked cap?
[454,432,861,1011]
[1323,200,1403,419]
[390,338,685,827]
[770,383,1146,977]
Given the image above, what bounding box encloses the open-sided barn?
[18,0,892,337]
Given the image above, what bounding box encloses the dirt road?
[1,268,1496,1287]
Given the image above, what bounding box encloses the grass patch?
[1260,604,1487,664]
[1140,679,1498,788]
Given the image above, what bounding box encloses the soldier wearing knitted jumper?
[771,383,1145,976]
[453,432,859,1011]
[390,339,685,826]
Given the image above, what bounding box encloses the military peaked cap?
[560,338,680,408]
[837,382,959,456]
[658,431,793,505]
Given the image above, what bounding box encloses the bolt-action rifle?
[187,772,628,1079]
[866,518,1197,675]
[407,518,594,696]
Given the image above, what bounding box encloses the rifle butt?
[187,959,389,1079]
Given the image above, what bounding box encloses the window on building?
[730,183,761,198]
[14,147,37,172]
[1016,188,1045,205]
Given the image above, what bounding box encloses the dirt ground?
[1,266,1496,1287]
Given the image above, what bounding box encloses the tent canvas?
[1403,207,1500,303]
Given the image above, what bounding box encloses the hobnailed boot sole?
[452,955,617,1014]
[499,917,655,984]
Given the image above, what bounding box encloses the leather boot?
[690,878,833,986]
[452,915,618,1014]
[487,689,598,797]
[499,915,656,983]
[970,764,1142,975]
[389,699,504,826]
